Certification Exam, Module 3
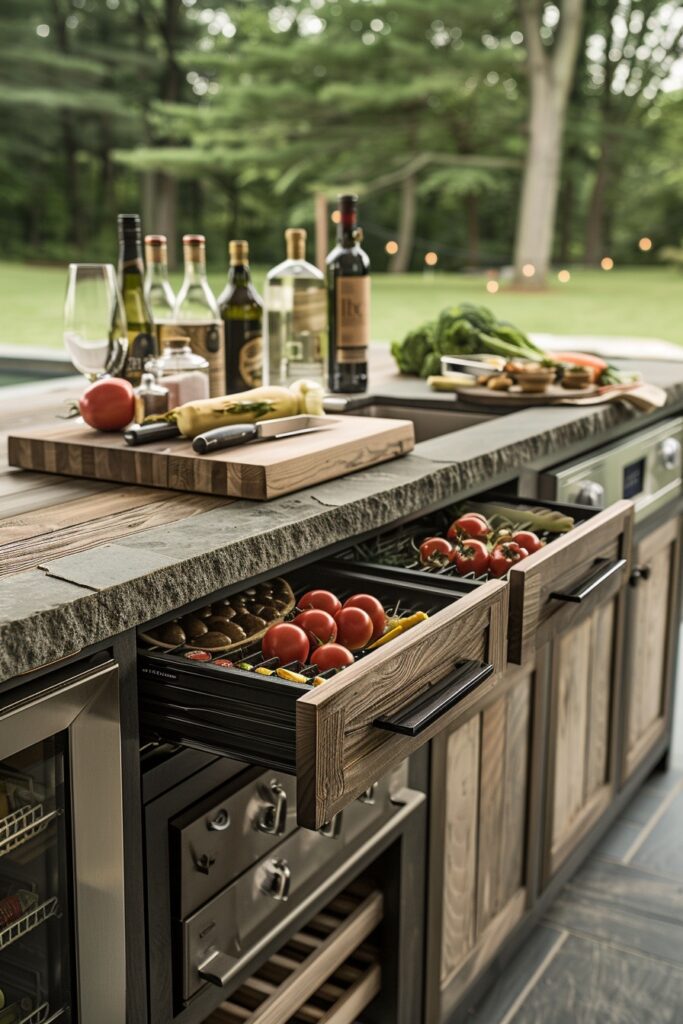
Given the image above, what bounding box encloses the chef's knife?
[192,415,333,454]
[123,422,181,445]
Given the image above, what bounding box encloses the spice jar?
[134,372,169,424]
[156,335,210,408]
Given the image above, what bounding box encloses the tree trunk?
[584,140,611,265]
[557,170,574,265]
[155,175,178,263]
[465,192,480,267]
[389,172,417,273]
[513,0,586,287]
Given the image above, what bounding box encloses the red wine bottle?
[326,194,370,393]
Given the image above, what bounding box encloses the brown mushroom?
[181,614,209,639]
[158,621,186,646]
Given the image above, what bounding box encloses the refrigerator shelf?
[0,806,59,859]
[0,898,59,952]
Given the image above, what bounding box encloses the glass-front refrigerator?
[0,657,126,1024]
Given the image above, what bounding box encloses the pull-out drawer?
[140,563,506,830]
[205,884,382,1024]
[335,495,633,665]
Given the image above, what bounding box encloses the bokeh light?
[486,280,499,294]
[330,210,341,224]
[385,240,399,255]
[424,251,438,267]
[601,257,614,270]
[522,263,535,278]
[558,269,571,283]
[638,237,653,252]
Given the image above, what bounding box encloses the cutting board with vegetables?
[7,414,415,500]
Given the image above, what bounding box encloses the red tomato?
[213,658,234,668]
[298,590,342,617]
[452,539,490,576]
[334,607,374,651]
[512,530,543,554]
[419,537,453,564]
[262,623,310,664]
[293,609,338,648]
[310,643,355,672]
[342,594,387,642]
[78,378,135,432]
[447,514,490,541]
[489,541,529,578]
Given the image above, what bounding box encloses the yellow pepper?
[368,611,429,649]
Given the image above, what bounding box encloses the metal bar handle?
[373,660,494,738]
[549,557,627,604]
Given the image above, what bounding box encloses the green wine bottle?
[117,214,158,386]
[217,239,263,393]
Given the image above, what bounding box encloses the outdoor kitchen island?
[1,352,682,1024]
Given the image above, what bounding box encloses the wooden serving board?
[7,414,415,501]
[454,382,598,409]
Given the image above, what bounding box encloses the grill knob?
[261,858,291,902]
[574,481,605,508]
[658,437,681,471]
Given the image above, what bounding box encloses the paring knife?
[192,415,333,454]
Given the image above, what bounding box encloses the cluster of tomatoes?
[418,512,544,579]
[261,589,387,673]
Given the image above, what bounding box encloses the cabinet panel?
[428,666,534,1021]
[623,517,681,780]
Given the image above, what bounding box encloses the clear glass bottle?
[174,234,226,398]
[217,239,263,393]
[265,228,326,387]
[156,334,210,408]
[144,234,176,323]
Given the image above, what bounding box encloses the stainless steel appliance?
[143,747,426,1024]
[0,656,126,1024]
[538,416,683,519]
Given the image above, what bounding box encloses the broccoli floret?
[434,317,480,356]
[390,323,435,375]
[420,351,443,378]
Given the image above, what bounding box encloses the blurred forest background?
[1,0,682,284]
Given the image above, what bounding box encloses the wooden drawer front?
[206,886,382,1024]
[428,665,533,1017]
[508,500,633,665]
[296,579,507,830]
[547,598,617,879]
[623,517,681,780]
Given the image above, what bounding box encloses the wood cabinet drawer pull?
[629,565,652,587]
[549,557,627,604]
[373,659,494,737]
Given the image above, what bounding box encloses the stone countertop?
[2,353,683,684]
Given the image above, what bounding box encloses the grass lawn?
[2,261,681,351]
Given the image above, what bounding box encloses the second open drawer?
[139,563,506,830]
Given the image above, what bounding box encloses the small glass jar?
[134,372,169,424]
[156,335,210,408]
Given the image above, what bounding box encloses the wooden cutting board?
[7,415,415,500]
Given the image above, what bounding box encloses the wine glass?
[64,263,128,380]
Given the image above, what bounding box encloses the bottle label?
[239,334,263,389]
[125,332,157,382]
[293,288,327,334]
[172,320,226,398]
[335,277,370,351]
[225,321,263,392]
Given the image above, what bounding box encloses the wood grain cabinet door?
[425,664,535,1023]
[543,588,624,882]
[622,515,682,782]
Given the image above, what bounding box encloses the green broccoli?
[420,351,443,378]
[390,323,435,375]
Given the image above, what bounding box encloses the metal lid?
[285,228,306,261]
[229,239,249,264]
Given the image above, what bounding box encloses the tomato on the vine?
[489,541,529,578]
[293,609,337,648]
[342,594,387,642]
[419,537,453,564]
[335,607,374,651]
[447,513,490,541]
[452,539,490,577]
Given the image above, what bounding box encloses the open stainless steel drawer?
[336,495,633,666]
[139,563,506,829]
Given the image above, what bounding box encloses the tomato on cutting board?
[78,378,134,432]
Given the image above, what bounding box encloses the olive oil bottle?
[117,213,158,386]
[217,239,263,392]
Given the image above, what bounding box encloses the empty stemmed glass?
[63,263,128,380]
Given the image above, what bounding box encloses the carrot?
[551,352,608,382]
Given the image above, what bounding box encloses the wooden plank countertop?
[0,377,232,578]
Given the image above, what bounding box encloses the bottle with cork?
[173,234,226,398]
[264,228,326,387]
[143,234,176,325]
[217,239,263,393]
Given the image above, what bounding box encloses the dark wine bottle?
[117,214,158,386]
[217,239,264,392]
[326,194,370,393]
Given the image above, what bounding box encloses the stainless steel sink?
[325,397,491,444]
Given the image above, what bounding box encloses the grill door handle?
[198,949,238,988]
[549,557,627,604]
[373,660,494,738]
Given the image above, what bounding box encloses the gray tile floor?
[471,642,683,1024]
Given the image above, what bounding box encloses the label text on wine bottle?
[335,277,370,360]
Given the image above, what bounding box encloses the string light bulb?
[558,269,571,283]
[638,237,653,252]
[385,240,399,255]
[486,280,499,294]
[424,252,438,267]
[522,263,535,278]
[330,210,341,224]
[600,257,614,270]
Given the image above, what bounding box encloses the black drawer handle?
[373,660,494,738]
[549,557,627,604]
